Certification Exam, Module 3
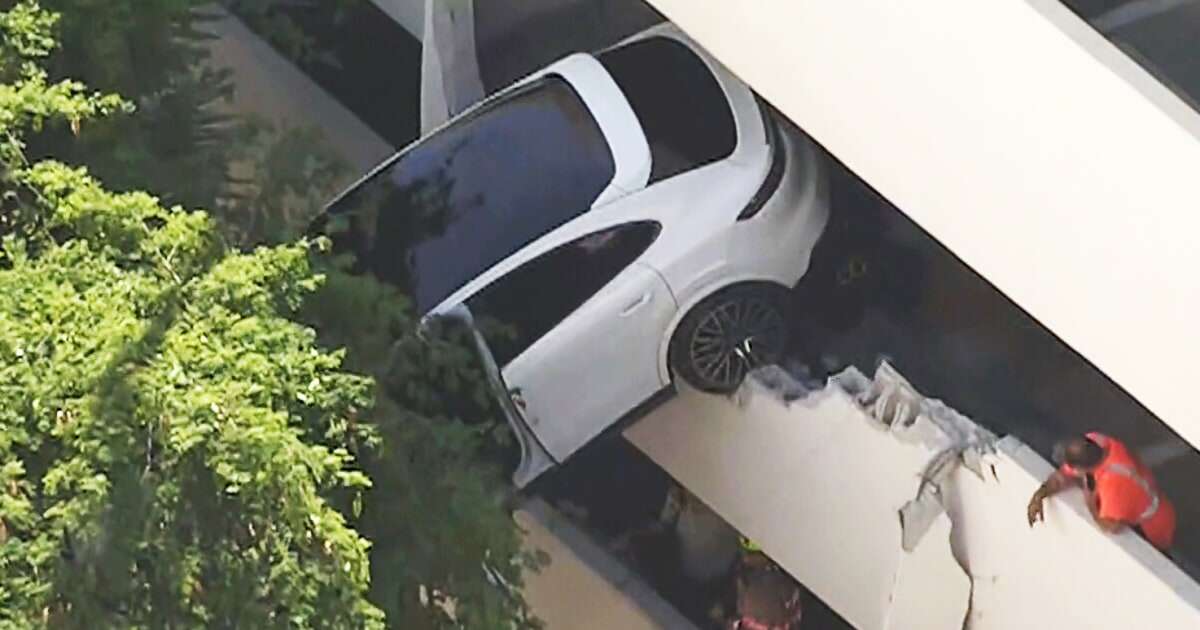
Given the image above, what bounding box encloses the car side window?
[467,221,661,366]
[318,76,616,315]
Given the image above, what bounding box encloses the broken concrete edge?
[722,362,970,628]
[515,497,702,630]
[745,361,1200,597]
[747,362,999,551]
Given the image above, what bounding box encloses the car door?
[466,221,675,468]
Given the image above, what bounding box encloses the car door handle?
[509,387,537,424]
[619,292,653,317]
[509,387,526,410]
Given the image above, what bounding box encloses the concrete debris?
[861,363,998,462]
[898,495,945,554]
[749,364,818,403]
[750,361,997,475]
[751,360,998,551]
[859,363,998,550]
[676,362,974,629]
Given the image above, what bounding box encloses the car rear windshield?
[323,76,615,314]
[598,36,736,182]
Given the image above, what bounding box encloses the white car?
[318,25,829,486]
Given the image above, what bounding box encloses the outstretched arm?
[1027,470,1075,526]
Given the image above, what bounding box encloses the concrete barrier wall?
[201,8,394,174]
[640,0,1200,454]
[625,368,1200,629]
[950,439,1198,628]
[516,499,699,630]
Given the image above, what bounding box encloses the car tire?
[669,284,792,394]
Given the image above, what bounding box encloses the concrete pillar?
[367,0,425,39]
[420,0,486,133]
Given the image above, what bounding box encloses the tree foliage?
[0,3,538,628]
[32,0,348,247]
[0,5,381,626]
[303,269,541,629]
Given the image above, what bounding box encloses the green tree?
[304,269,542,628]
[0,4,381,626]
[0,3,539,628]
[32,0,349,246]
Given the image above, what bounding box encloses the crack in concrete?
[750,361,996,624]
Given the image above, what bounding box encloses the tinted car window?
[322,76,615,314]
[467,221,661,366]
[599,37,737,182]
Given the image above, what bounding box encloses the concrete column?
[420,0,486,133]
[367,0,425,39]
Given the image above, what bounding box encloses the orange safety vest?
[1060,432,1174,550]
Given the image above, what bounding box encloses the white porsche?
[318,24,830,486]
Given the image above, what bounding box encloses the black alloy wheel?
[670,285,790,394]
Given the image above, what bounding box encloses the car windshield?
[323,76,616,314]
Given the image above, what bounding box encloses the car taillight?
[738,97,787,221]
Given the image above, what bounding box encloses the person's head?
[1053,436,1106,471]
[737,569,800,625]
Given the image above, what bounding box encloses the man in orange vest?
[1027,432,1176,551]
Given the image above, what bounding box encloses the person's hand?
[1027,490,1046,527]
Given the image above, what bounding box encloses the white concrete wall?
[368,0,425,39]
[950,439,1198,628]
[626,371,1200,629]
[201,8,394,174]
[419,0,485,132]
[517,500,698,630]
[640,0,1200,454]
